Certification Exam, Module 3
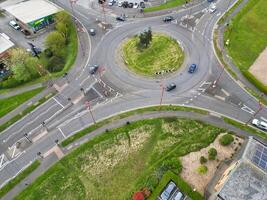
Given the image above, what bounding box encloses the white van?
[252,119,267,131]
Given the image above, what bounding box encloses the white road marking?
[58,127,66,138]
[0,154,5,168]
[260,117,267,122]
[53,97,64,108]
[241,104,255,115]
[92,86,103,98]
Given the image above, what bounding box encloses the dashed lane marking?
[58,127,66,138]
[53,97,64,108]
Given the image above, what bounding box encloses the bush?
[162,157,182,174]
[44,48,53,57]
[219,134,234,146]
[46,56,65,72]
[199,156,207,164]
[197,165,208,174]
[208,148,217,160]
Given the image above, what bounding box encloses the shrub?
[200,156,207,164]
[197,165,208,174]
[46,56,65,72]
[208,148,217,160]
[219,134,234,146]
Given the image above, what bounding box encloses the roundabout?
[122,33,184,77]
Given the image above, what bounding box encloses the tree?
[9,48,40,82]
[55,11,72,26]
[139,27,153,48]
[219,134,234,146]
[56,22,69,41]
[208,148,217,160]
[197,165,208,174]
[45,31,66,57]
[200,156,207,164]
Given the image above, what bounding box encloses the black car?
[163,16,174,22]
[89,64,99,74]
[116,16,125,21]
[122,1,128,8]
[166,83,176,91]
[140,2,145,8]
[128,2,133,8]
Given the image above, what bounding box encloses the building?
[4,0,62,33]
[212,137,267,200]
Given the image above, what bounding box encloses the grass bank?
[0,87,44,118]
[15,117,223,200]
[61,105,208,147]
[0,92,54,133]
[144,0,186,13]
[0,160,40,199]
[122,34,184,77]
[224,0,267,93]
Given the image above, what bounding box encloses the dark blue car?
[188,64,197,73]
[207,0,214,2]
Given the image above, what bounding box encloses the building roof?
[4,0,62,24]
[218,138,267,200]
[0,33,14,55]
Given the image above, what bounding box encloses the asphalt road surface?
[0,0,267,191]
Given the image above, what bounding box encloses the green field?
[225,0,267,71]
[122,34,184,77]
[144,0,186,13]
[0,87,44,118]
[16,117,224,200]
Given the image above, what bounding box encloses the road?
[0,0,266,192]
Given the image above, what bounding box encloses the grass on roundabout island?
[15,117,222,200]
[122,34,184,77]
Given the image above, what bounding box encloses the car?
[160,181,177,200]
[209,3,216,13]
[133,2,139,8]
[252,119,267,131]
[188,64,197,73]
[128,2,133,8]
[108,0,115,6]
[89,28,96,36]
[89,64,99,74]
[207,0,214,2]
[122,1,128,8]
[140,2,145,8]
[166,83,176,91]
[163,16,174,22]
[9,20,20,30]
[118,1,123,6]
[116,16,125,21]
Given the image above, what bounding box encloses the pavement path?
[2,109,264,200]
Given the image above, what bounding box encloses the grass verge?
[0,160,40,199]
[15,117,223,199]
[122,33,184,77]
[0,87,44,118]
[144,0,186,13]
[61,105,208,147]
[148,170,203,200]
[223,117,267,140]
[0,92,54,133]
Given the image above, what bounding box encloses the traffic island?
[121,33,184,77]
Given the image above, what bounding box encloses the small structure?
[158,181,185,200]
[212,137,267,200]
[4,0,62,33]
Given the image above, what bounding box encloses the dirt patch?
[249,47,267,86]
[180,134,244,194]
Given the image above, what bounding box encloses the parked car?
[89,64,99,74]
[108,0,115,6]
[116,16,125,21]
[9,20,20,30]
[133,2,139,8]
[118,1,123,6]
[163,16,174,22]
[122,1,128,8]
[252,119,267,131]
[140,2,145,8]
[188,64,197,73]
[166,83,176,91]
[128,2,133,8]
[89,28,96,36]
[207,0,214,2]
[209,3,216,13]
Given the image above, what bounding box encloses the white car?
[9,20,20,30]
[252,119,267,131]
[118,1,123,6]
[108,0,115,6]
[209,3,216,13]
[133,2,139,8]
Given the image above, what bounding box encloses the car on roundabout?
[188,64,197,73]
[89,64,99,74]
[116,16,125,21]
[209,3,216,13]
[163,16,174,22]
[166,83,176,91]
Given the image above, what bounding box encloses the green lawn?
[16,117,224,200]
[224,0,267,90]
[144,0,187,13]
[122,34,184,77]
[0,87,44,118]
